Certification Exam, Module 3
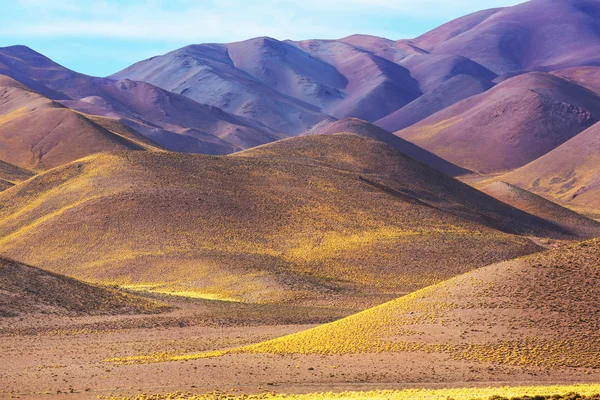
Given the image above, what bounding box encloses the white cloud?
[4,0,524,42]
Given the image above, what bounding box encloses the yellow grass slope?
[198,238,600,369]
[103,385,600,400]
[0,257,167,317]
[0,134,569,307]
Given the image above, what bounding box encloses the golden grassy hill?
[480,181,600,239]
[0,75,159,170]
[0,134,572,307]
[0,257,167,317]
[195,238,600,369]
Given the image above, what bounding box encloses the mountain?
[498,121,600,217]
[480,181,600,239]
[0,257,167,317]
[301,118,470,176]
[214,238,600,371]
[110,41,334,135]
[0,134,565,308]
[376,74,495,132]
[292,39,422,121]
[397,72,600,174]
[0,75,157,170]
[399,53,497,93]
[112,37,424,126]
[0,45,281,155]
[412,0,600,74]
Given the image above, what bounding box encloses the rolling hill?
[480,181,600,239]
[0,134,567,308]
[200,238,600,370]
[0,75,157,170]
[397,72,600,174]
[555,66,600,94]
[0,257,167,317]
[300,118,470,176]
[109,41,333,135]
[497,121,600,217]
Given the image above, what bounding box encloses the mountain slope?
[376,74,495,132]
[0,75,154,170]
[293,39,422,121]
[110,42,332,135]
[498,121,600,216]
[0,257,167,317]
[480,181,600,239]
[212,238,600,370]
[301,118,470,176]
[414,0,600,74]
[0,45,280,154]
[0,134,557,307]
[554,66,600,94]
[397,72,600,173]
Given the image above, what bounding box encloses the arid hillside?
[0,257,167,317]
[0,159,33,190]
[300,118,470,176]
[480,181,600,239]
[198,238,600,370]
[0,134,564,308]
[497,121,600,217]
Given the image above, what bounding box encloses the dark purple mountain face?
[376,74,496,132]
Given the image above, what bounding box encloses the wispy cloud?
[3,0,523,42]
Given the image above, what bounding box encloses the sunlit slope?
[0,134,556,306]
[0,257,167,317]
[0,75,152,169]
[480,182,600,239]
[208,238,600,368]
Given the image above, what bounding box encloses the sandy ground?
[1,296,599,400]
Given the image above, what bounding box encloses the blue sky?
[0,0,522,77]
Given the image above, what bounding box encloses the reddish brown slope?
[480,181,600,239]
[0,257,167,318]
[0,75,154,170]
[498,121,600,216]
[397,72,600,174]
